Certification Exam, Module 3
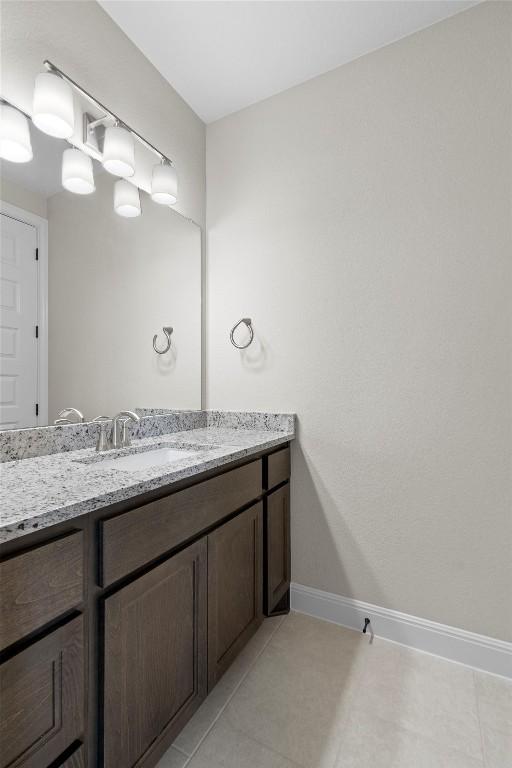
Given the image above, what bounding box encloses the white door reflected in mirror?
[0,214,38,429]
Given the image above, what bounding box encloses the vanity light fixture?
[151,160,178,205]
[102,124,135,177]
[114,179,141,217]
[9,60,180,218]
[62,148,95,194]
[0,103,33,163]
[32,71,75,139]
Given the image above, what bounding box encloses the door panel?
[103,539,207,768]
[0,616,84,768]
[0,213,38,428]
[208,503,263,690]
[265,484,291,614]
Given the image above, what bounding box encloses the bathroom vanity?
[0,417,293,768]
[0,38,293,768]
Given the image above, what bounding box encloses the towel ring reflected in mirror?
[230,318,254,349]
[153,326,173,354]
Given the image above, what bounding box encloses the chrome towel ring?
[153,326,173,354]
[230,318,253,349]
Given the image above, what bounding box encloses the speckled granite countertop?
[0,426,294,543]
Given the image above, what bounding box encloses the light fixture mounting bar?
[0,96,31,121]
[43,59,173,166]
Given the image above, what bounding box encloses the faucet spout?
[111,410,141,449]
[54,407,84,425]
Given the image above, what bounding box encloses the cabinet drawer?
[265,484,291,614]
[266,446,290,491]
[101,459,262,587]
[0,616,84,768]
[0,531,84,651]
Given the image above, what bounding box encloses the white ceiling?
[100,1,481,124]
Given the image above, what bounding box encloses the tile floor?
[157,612,512,768]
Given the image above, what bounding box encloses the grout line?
[179,615,286,764]
[172,744,190,758]
[220,720,307,768]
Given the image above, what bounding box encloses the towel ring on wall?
[230,318,254,349]
[153,326,173,354]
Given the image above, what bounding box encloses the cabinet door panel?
[208,503,263,690]
[103,539,207,768]
[0,616,84,768]
[265,484,291,614]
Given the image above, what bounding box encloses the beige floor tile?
[271,611,363,665]
[475,672,512,768]
[333,709,484,768]
[475,671,512,734]
[156,746,189,768]
[345,638,484,761]
[186,717,301,768]
[165,612,509,768]
[223,642,359,768]
[174,616,284,755]
[480,723,512,768]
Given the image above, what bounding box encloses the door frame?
[0,200,48,427]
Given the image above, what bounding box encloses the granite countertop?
[0,426,294,543]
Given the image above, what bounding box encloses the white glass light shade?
[32,72,74,139]
[114,179,141,217]
[0,105,33,162]
[151,162,177,205]
[62,148,95,195]
[102,126,135,177]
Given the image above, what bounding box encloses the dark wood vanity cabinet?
[103,539,207,768]
[265,483,291,614]
[0,531,83,651]
[0,616,84,768]
[0,443,291,768]
[207,502,263,690]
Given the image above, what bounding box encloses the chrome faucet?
[111,410,140,449]
[92,416,112,452]
[54,407,85,425]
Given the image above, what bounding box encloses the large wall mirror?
[0,97,202,430]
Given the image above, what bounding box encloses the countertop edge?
[0,431,294,544]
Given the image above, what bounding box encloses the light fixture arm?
[43,60,174,167]
[0,97,31,121]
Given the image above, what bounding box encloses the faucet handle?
[93,416,112,452]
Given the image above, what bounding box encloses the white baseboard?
[290,582,512,679]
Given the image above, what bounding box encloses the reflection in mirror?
[0,115,201,429]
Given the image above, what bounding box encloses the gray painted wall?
[0,0,205,227]
[206,2,512,641]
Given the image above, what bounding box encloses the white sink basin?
[97,447,198,471]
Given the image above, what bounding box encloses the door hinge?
[35,247,39,261]
[35,325,39,339]
[35,403,39,416]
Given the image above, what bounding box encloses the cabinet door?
[208,503,263,690]
[0,616,84,768]
[103,539,207,768]
[265,483,291,614]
